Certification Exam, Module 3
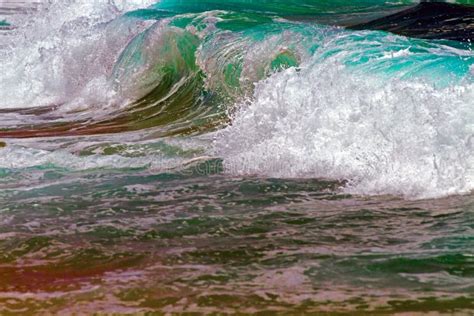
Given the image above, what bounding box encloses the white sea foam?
[0,143,184,171]
[214,56,474,198]
[0,0,155,109]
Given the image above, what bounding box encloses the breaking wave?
[0,0,473,198]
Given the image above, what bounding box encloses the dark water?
[1,162,473,313]
[352,2,474,42]
[0,0,473,314]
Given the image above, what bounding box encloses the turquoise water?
[0,0,473,314]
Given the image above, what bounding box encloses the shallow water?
[0,0,473,314]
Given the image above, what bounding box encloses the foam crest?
[215,55,474,198]
[0,0,155,110]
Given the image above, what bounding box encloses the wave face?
[0,0,473,198]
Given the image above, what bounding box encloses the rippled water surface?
[0,0,473,314]
[1,169,474,313]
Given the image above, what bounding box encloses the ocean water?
[0,0,473,314]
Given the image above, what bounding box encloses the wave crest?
[214,56,474,198]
